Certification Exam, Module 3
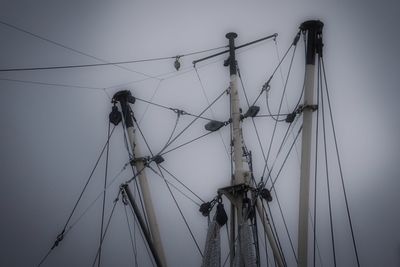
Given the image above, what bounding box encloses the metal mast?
[113,91,168,267]
[297,20,324,267]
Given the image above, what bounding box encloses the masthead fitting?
[300,20,324,64]
[225,32,238,40]
[225,32,238,75]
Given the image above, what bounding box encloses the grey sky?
[0,0,399,266]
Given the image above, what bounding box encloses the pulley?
[199,202,213,217]
[260,188,273,202]
[109,105,122,125]
[285,112,296,123]
[174,56,181,71]
[152,155,165,165]
[215,203,228,226]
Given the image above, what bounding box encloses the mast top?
[299,20,324,33]
[300,20,324,65]
[225,32,238,39]
[225,32,238,75]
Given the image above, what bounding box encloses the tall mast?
[297,20,323,267]
[226,32,245,267]
[225,32,284,267]
[113,91,168,267]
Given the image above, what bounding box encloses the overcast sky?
[0,0,399,266]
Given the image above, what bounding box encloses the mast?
[225,32,246,267]
[113,90,168,267]
[225,32,284,267]
[297,20,323,267]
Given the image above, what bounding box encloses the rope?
[313,55,321,267]
[0,78,103,90]
[147,166,201,207]
[156,166,204,257]
[138,79,163,123]
[261,200,287,266]
[321,57,361,267]
[237,66,268,166]
[160,113,181,153]
[159,87,228,153]
[319,57,337,267]
[250,37,295,108]
[160,131,214,156]
[97,121,111,267]
[92,191,121,267]
[123,204,139,267]
[269,125,303,189]
[36,124,116,266]
[0,19,156,79]
[0,19,226,74]
[135,96,214,122]
[194,67,230,158]
[126,203,157,267]
[158,165,204,203]
[263,44,298,176]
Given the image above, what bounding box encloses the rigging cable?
[147,166,201,207]
[313,55,321,267]
[261,111,299,185]
[319,57,337,267]
[63,161,130,236]
[131,114,204,257]
[159,112,182,153]
[123,204,139,267]
[237,65,268,166]
[268,128,303,264]
[0,19,227,74]
[160,131,214,156]
[156,166,204,257]
[194,67,230,158]
[138,79,164,123]
[0,19,156,79]
[237,50,301,264]
[0,77,103,90]
[121,115,152,234]
[264,43,298,174]
[261,42,298,182]
[269,125,303,189]
[261,199,287,267]
[104,40,262,94]
[92,191,121,267]
[321,57,361,267]
[250,35,296,107]
[159,87,229,154]
[97,121,111,267]
[158,165,204,203]
[125,202,157,267]
[36,124,116,267]
[135,96,213,122]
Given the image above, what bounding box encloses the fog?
[0,0,399,266]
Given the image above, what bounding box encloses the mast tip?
[225,32,238,39]
[299,20,324,32]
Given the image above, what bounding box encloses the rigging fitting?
[109,105,122,126]
[174,56,181,71]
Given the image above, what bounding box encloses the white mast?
[225,32,284,267]
[297,20,323,267]
[113,91,168,267]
